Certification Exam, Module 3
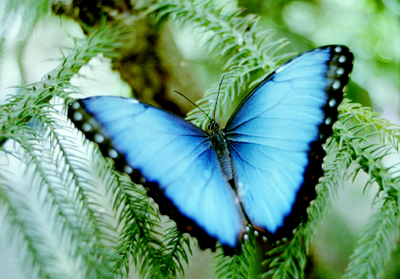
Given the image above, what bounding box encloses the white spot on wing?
[82,123,91,132]
[332,80,341,89]
[128,99,139,104]
[72,102,80,109]
[336,68,345,75]
[94,133,104,143]
[325,117,332,125]
[109,149,118,158]
[73,111,82,121]
[262,236,267,242]
[124,165,133,174]
[339,55,346,63]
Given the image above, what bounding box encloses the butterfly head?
[207,119,221,133]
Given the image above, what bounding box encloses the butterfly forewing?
[225,45,353,239]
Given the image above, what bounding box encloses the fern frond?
[261,99,400,278]
[331,102,400,278]
[150,0,288,128]
[0,22,184,278]
[343,199,400,278]
[109,172,166,278]
[112,181,191,278]
[262,234,308,279]
[0,177,69,279]
[215,231,256,278]
[46,111,123,278]
[3,111,122,278]
[339,99,400,151]
[158,226,192,277]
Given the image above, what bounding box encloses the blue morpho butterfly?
[68,45,353,252]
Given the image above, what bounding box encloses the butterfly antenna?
[213,76,225,120]
[173,90,213,123]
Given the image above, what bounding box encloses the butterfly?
[68,45,354,251]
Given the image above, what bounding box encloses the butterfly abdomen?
[219,150,233,181]
[209,124,234,181]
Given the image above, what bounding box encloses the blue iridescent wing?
[69,97,244,248]
[225,45,353,239]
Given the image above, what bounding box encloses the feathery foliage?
[0,22,191,278]
[215,230,256,279]
[150,0,290,129]
[1,0,400,278]
[1,25,126,278]
[259,100,400,278]
[337,101,400,279]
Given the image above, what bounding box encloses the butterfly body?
[68,45,354,251]
[208,121,235,181]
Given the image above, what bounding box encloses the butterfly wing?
[225,45,353,238]
[69,96,244,248]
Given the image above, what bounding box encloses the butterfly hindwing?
[225,45,353,239]
[69,97,244,248]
